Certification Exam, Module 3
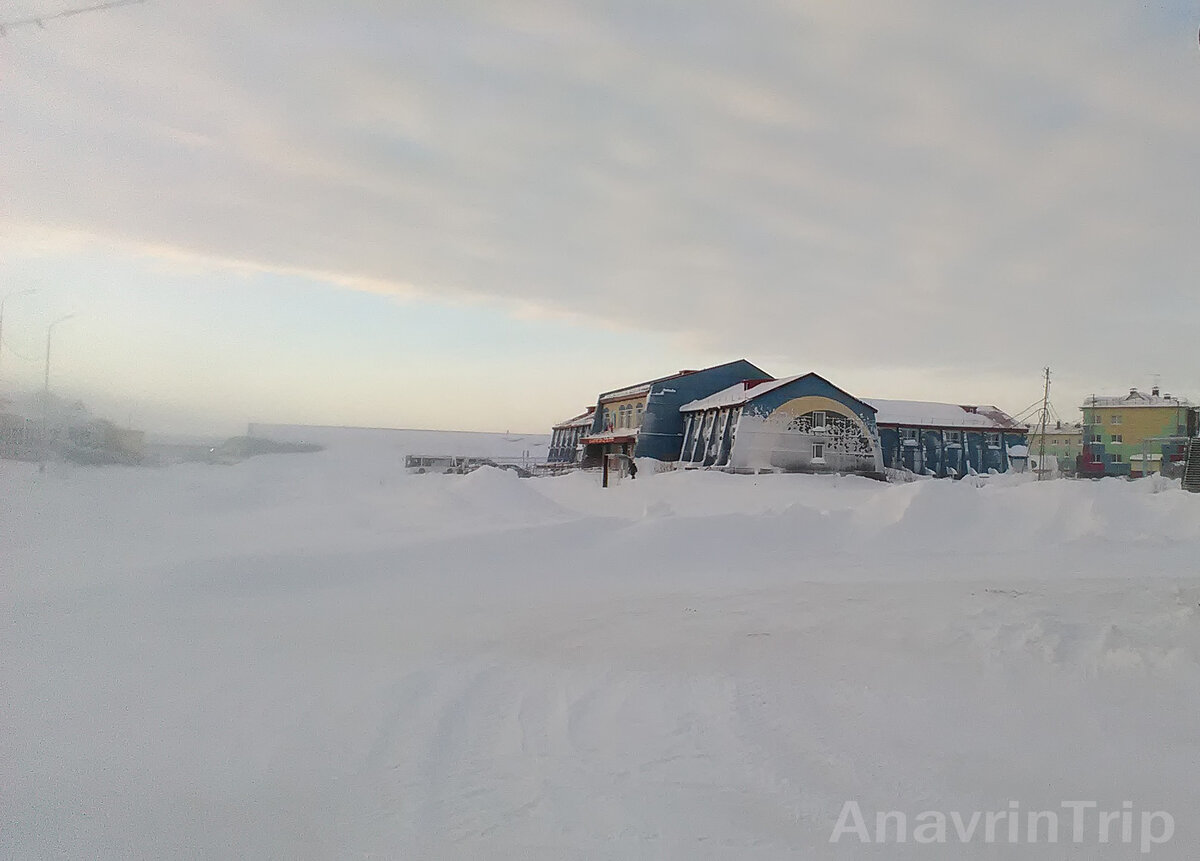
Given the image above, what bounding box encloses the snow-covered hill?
[3,439,1199,858]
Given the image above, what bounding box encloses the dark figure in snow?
[628,458,637,480]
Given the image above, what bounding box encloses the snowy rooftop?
[1083,390,1194,409]
[582,427,640,442]
[553,409,595,430]
[679,376,799,412]
[865,399,1022,430]
[598,360,768,404]
[681,379,1024,433]
[598,383,653,403]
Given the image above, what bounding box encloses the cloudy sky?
[2,0,1198,434]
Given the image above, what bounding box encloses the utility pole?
[1035,367,1051,481]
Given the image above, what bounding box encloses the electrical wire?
[1,0,145,35]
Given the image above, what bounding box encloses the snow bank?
[3,452,1200,858]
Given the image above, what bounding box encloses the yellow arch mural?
[762,396,873,439]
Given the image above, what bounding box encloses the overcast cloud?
[4,0,1199,424]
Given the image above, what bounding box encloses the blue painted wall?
[879,427,1026,476]
[632,360,769,461]
[1002,431,1026,470]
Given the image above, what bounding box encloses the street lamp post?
[0,288,37,380]
[44,313,76,399]
[35,311,74,465]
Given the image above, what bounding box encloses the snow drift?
[3,438,1199,859]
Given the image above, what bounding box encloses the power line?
[1011,398,1048,424]
[1,0,145,35]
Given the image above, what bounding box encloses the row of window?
[898,429,1000,446]
[788,411,876,457]
[550,426,586,452]
[1087,413,1124,425]
[682,407,741,465]
[601,402,645,430]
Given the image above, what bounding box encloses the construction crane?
[1,0,145,36]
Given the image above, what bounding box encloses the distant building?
[557,360,770,465]
[1024,421,1084,476]
[547,361,1029,478]
[0,412,46,461]
[678,373,884,476]
[1079,387,1198,478]
[63,419,146,465]
[547,407,594,464]
[868,399,1028,477]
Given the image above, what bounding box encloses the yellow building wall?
[1027,432,1082,461]
[598,396,648,431]
[1085,406,1190,472]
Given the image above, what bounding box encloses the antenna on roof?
[1,0,145,36]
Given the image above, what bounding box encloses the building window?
[635,403,644,426]
[812,411,826,431]
[985,433,1001,447]
[1110,414,1122,425]
[945,431,962,443]
[900,428,918,441]
[1111,434,1122,443]
[1111,453,1123,463]
[812,442,825,461]
[602,408,612,430]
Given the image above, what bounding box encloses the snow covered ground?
[4,431,1200,859]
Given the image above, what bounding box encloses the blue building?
[548,362,1027,478]
[568,360,770,465]
[547,407,594,464]
[678,373,884,476]
[867,399,1027,477]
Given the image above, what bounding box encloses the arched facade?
[679,374,884,476]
